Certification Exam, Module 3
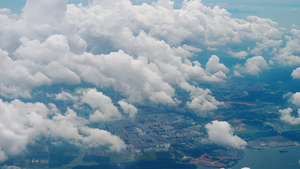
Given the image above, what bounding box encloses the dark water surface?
[197,147,300,169]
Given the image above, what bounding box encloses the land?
[1,79,299,169]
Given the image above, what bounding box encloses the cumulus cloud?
[118,100,138,118]
[172,45,202,59]
[206,55,229,74]
[55,91,79,101]
[279,108,300,125]
[0,99,126,160]
[233,70,243,77]
[236,56,269,75]
[0,99,49,160]
[251,39,283,56]
[0,8,11,15]
[0,49,50,98]
[181,82,223,112]
[55,88,140,121]
[55,88,142,120]
[290,92,300,106]
[273,29,300,66]
[56,88,123,122]
[228,50,248,59]
[205,120,247,149]
[80,88,122,122]
[279,93,300,125]
[245,56,269,74]
[291,67,300,79]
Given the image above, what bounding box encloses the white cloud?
[21,0,68,25]
[69,49,180,104]
[55,91,79,101]
[14,35,81,84]
[234,70,243,77]
[207,47,218,51]
[290,92,300,106]
[0,99,126,160]
[205,120,247,149]
[236,56,269,75]
[273,53,300,66]
[279,108,300,125]
[79,127,126,152]
[118,100,138,118]
[67,0,282,50]
[245,56,269,74]
[182,44,202,53]
[0,49,51,98]
[206,55,229,74]
[150,91,177,105]
[55,88,125,122]
[272,28,300,66]
[0,0,287,105]
[79,88,123,122]
[0,99,49,159]
[180,82,223,112]
[136,128,146,135]
[172,45,202,59]
[291,67,300,79]
[279,93,300,125]
[49,107,126,151]
[250,39,283,56]
[0,8,11,15]
[228,50,248,59]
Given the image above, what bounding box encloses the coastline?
[197,146,300,169]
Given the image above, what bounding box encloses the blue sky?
[201,0,300,27]
[0,0,26,13]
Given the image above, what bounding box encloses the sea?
[197,146,300,169]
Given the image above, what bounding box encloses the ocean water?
[197,147,300,169]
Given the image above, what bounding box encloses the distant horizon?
[1,0,299,27]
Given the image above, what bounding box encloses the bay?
[197,147,300,169]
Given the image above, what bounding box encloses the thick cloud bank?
[205,120,247,149]
[0,0,298,102]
